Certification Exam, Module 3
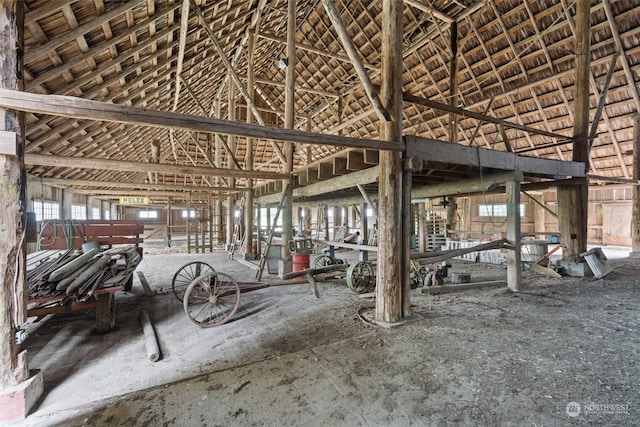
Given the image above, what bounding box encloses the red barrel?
[292,254,310,272]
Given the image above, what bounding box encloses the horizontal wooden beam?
[26,154,288,180]
[256,165,380,204]
[403,93,571,142]
[34,176,250,192]
[405,136,585,177]
[0,89,402,151]
[412,172,523,199]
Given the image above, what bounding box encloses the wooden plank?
[0,89,404,152]
[404,136,585,177]
[136,271,154,297]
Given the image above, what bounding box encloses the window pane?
[71,205,87,220]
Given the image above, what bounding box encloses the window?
[478,204,525,217]
[104,210,111,220]
[181,210,197,218]
[92,208,100,219]
[139,210,158,219]
[71,205,87,220]
[33,201,60,221]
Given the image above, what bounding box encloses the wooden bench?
[38,219,144,251]
[28,220,145,333]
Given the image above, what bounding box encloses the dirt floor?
[9,245,640,426]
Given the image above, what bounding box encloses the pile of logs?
[27,244,141,302]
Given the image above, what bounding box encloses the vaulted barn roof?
[21,0,640,204]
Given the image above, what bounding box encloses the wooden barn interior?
[1,0,639,424]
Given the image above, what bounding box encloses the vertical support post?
[244,30,255,260]
[559,0,590,261]
[186,194,192,253]
[446,197,457,239]
[402,169,412,316]
[256,203,262,256]
[166,198,172,247]
[631,115,640,257]
[0,2,43,421]
[281,0,296,271]
[227,76,236,250]
[376,0,406,323]
[323,205,329,241]
[418,201,427,252]
[361,202,369,261]
[506,179,522,291]
[62,189,72,219]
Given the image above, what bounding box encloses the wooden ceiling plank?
[25,0,145,63]
[320,0,389,123]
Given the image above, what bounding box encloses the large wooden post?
[506,179,522,291]
[244,30,256,260]
[280,0,295,271]
[558,0,590,261]
[226,78,236,249]
[0,1,43,421]
[631,114,640,257]
[376,0,406,322]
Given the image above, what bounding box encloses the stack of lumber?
[27,244,141,303]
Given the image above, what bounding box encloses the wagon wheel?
[313,255,335,268]
[171,261,215,302]
[183,271,240,328]
[346,261,375,293]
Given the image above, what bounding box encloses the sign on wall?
[119,196,150,205]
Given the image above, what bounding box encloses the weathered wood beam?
[256,165,380,204]
[321,0,389,123]
[25,153,288,180]
[559,0,590,261]
[412,171,523,199]
[172,0,189,111]
[35,176,250,192]
[0,89,403,151]
[403,93,571,142]
[356,184,378,220]
[377,0,407,322]
[404,136,585,177]
[522,191,557,218]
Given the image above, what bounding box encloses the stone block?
[0,369,44,423]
